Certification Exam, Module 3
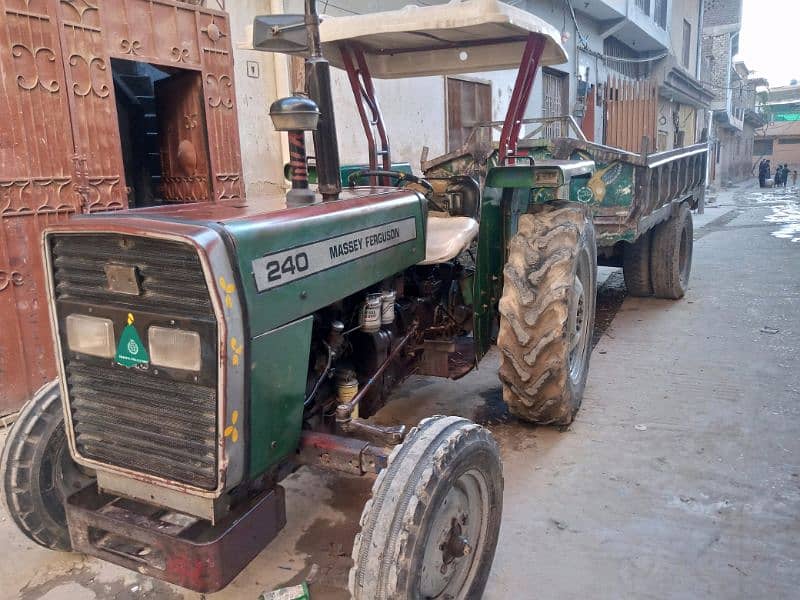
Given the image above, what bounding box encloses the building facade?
[754,84,800,172]
[261,0,712,170]
[701,0,764,186]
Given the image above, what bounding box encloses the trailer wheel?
[349,416,503,600]
[1,381,94,551]
[498,203,597,425]
[650,204,693,299]
[622,230,653,296]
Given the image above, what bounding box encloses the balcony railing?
[635,0,650,15]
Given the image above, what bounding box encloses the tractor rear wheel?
[1,381,94,551]
[650,203,693,299]
[622,230,653,297]
[498,202,597,425]
[349,416,503,600]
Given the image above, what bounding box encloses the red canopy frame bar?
[341,32,547,175]
[341,44,392,185]
[498,33,546,164]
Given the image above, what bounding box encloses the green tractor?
[1,2,601,597]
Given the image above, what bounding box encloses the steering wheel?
[347,170,435,195]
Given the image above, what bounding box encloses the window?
[654,0,668,29]
[682,20,692,69]
[635,0,650,15]
[542,69,569,137]
[604,37,652,79]
[778,137,800,144]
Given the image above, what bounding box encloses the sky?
[738,0,798,87]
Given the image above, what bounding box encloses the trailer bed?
[519,137,708,247]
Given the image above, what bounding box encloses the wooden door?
[446,77,491,152]
[155,71,212,202]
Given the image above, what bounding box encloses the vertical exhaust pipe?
[305,0,341,201]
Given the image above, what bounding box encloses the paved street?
[1,182,798,600]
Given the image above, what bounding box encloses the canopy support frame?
[341,44,392,186]
[499,33,546,164]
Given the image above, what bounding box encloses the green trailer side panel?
[224,194,426,335]
[585,160,635,208]
[249,315,313,477]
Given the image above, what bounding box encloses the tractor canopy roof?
[319,0,568,79]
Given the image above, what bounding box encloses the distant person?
[774,164,783,187]
[793,170,798,187]
[782,164,790,188]
[758,159,768,187]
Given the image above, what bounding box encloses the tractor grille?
[50,234,213,317]
[50,233,219,490]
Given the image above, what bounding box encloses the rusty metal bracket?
[338,418,406,447]
[297,431,392,476]
[66,484,286,593]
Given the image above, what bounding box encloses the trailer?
[422,114,707,299]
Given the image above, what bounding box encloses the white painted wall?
[330,73,448,167]
[229,0,287,196]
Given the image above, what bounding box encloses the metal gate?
[0,0,243,414]
[542,68,567,138]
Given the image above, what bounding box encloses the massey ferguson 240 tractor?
[2,0,704,597]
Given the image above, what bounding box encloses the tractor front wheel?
[1,381,94,551]
[498,202,597,425]
[349,416,503,600]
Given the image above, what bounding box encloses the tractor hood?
[58,188,428,335]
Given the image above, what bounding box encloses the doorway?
[446,77,492,152]
[112,59,212,207]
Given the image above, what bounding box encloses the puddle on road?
[746,187,800,242]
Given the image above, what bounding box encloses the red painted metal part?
[66,484,286,593]
[498,33,547,164]
[340,44,392,185]
[297,430,390,475]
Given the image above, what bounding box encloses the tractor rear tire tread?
[497,203,597,425]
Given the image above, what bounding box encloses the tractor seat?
[420,216,479,265]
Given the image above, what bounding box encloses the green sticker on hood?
[116,313,149,368]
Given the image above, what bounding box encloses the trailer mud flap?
[66,484,286,593]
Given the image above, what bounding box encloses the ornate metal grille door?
[0,0,243,413]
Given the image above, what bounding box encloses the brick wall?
[703,0,743,28]
[701,33,732,109]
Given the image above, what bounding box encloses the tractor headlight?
[148,326,202,371]
[66,314,116,358]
